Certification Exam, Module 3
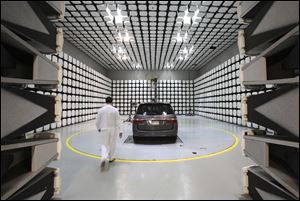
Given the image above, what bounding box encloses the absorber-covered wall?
[112,80,194,115]
[28,52,111,132]
[194,54,274,130]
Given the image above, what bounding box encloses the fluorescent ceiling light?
[117,46,124,54]
[184,32,188,41]
[106,7,110,14]
[116,30,123,42]
[175,31,183,43]
[106,7,114,23]
[115,8,124,25]
[123,30,131,42]
[189,45,194,53]
[192,8,201,24]
[183,9,191,25]
[178,45,194,61]
[133,63,142,69]
[112,46,117,53]
[184,54,189,60]
[182,47,188,54]
[116,29,133,42]
[165,62,174,69]
[178,54,183,60]
[122,54,127,60]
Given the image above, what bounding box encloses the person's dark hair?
[106,96,113,103]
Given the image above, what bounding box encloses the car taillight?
[166,119,177,124]
[132,119,145,124]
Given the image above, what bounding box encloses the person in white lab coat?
[96,97,122,170]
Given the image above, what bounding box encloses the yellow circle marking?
[66,127,239,163]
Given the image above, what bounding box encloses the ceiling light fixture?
[178,45,194,61]
[112,45,128,60]
[116,52,128,60]
[178,54,184,60]
[182,47,189,55]
[164,62,174,69]
[105,7,114,24]
[178,7,202,26]
[115,29,123,42]
[111,45,125,54]
[173,29,189,43]
[115,29,132,43]
[123,30,131,42]
[192,8,201,24]
[184,54,189,60]
[115,7,125,26]
[184,31,188,41]
[121,54,127,60]
[133,63,142,69]
[175,30,183,43]
[117,54,122,60]
[112,45,117,54]
[189,45,194,53]
[105,3,132,62]
[183,9,191,26]
[104,4,127,27]
[117,46,125,54]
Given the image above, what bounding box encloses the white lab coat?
[96,104,121,161]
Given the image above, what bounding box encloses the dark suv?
[132,103,178,140]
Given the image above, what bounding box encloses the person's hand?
[119,132,123,138]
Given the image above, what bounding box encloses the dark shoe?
[100,159,107,171]
[109,158,116,163]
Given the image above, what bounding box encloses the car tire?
[170,136,177,143]
[133,136,141,143]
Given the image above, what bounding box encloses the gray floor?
[50,116,255,200]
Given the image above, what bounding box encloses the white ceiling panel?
[55,1,246,71]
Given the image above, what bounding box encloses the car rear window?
[136,104,174,115]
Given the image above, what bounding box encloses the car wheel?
[169,136,177,143]
[133,136,141,143]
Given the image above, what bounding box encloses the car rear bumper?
[133,126,177,137]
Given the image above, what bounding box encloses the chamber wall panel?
[194,54,274,130]
[112,80,194,115]
[28,53,111,132]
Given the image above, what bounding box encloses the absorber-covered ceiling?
[55,1,246,71]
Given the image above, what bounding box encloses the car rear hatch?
[133,115,177,131]
[133,103,177,131]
